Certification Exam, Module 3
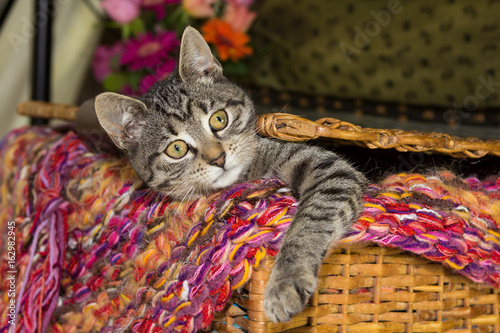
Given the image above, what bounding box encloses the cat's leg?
[250,139,366,322]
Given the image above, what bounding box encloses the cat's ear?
[94,92,147,150]
[178,26,223,83]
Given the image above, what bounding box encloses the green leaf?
[176,10,192,35]
[165,7,190,32]
[103,73,127,92]
[213,0,227,17]
[106,22,123,29]
[128,72,144,88]
[130,18,146,36]
[121,24,131,40]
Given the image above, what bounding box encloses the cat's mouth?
[211,164,244,189]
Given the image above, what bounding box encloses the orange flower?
[202,19,253,62]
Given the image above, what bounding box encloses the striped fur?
[249,139,365,322]
[95,27,366,323]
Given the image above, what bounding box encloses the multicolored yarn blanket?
[0,126,499,332]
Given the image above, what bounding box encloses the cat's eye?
[209,110,228,131]
[165,140,188,159]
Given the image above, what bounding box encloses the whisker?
[173,185,195,217]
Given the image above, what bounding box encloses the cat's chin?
[211,164,245,190]
[160,166,245,201]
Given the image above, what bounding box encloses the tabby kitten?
[95,27,366,323]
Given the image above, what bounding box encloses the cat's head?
[95,27,257,199]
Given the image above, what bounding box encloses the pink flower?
[121,85,135,96]
[121,31,180,71]
[92,42,124,82]
[141,0,180,20]
[226,0,253,6]
[139,58,177,93]
[182,0,216,18]
[223,1,256,33]
[102,0,141,24]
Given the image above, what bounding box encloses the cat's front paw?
[263,269,317,322]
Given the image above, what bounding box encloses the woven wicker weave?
[257,113,500,159]
[17,101,79,121]
[213,244,500,333]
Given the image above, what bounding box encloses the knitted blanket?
[0,126,499,332]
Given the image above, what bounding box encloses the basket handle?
[17,101,79,121]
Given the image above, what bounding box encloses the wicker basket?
[16,101,500,332]
[211,244,500,333]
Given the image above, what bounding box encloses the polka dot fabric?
[249,0,500,108]
[0,126,499,332]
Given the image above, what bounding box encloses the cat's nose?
[209,152,226,168]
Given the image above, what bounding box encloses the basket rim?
[256,112,500,158]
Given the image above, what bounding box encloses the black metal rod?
[31,0,54,126]
[0,0,16,32]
